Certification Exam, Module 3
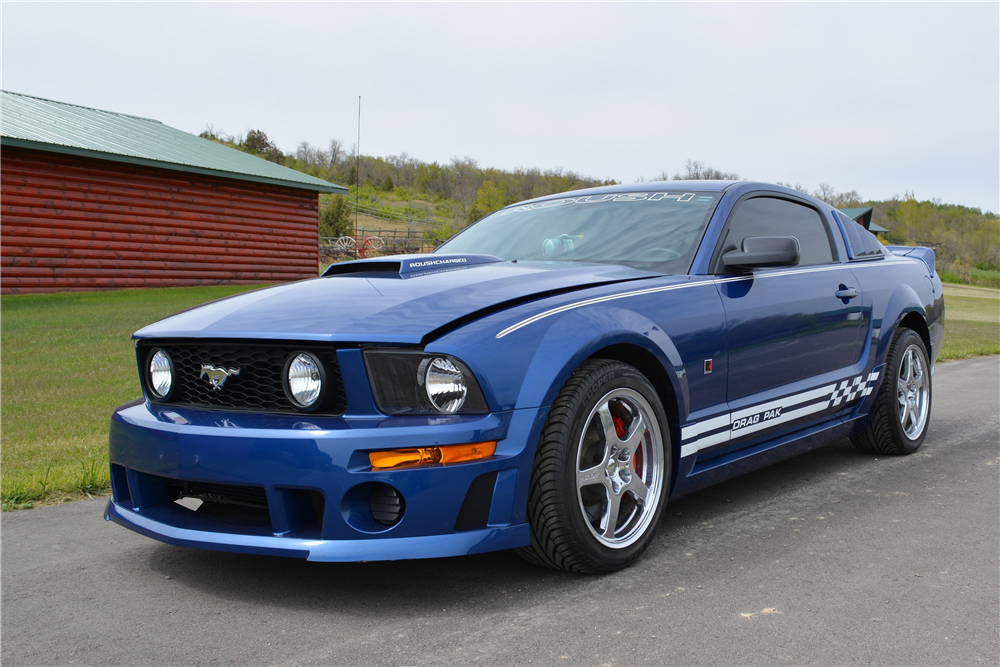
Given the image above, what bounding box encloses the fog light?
[369,441,497,469]
[285,352,323,408]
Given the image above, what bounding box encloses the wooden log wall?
[1,147,320,294]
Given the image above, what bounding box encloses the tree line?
[199,126,616,224]
[201,128,998,280]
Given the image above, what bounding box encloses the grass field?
[1,282,996,510]
[939,284,1000,360]
[939,269,1000,289]
[1,285,268,510]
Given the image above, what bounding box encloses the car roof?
[514,180,826,209]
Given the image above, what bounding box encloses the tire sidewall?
[554,363,672,571]
[884,329,932,453]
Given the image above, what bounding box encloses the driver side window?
[713,196,834,273]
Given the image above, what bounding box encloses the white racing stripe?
[680,430,731,458]
[678,371,881,459]
[495,279,720,339]
[727,399,829,440]
[495,264,854,339]
[680,413,731,440]
[730,384,835,422]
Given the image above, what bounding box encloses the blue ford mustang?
[106,181,944,573]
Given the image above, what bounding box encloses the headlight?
[364,349,489,415]
[284,352,324,409]
[423,357,467,412]
[147,349,174,399]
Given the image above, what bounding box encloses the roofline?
[510,180,739,206]
[2,90,162,123]
[1,137,349,195]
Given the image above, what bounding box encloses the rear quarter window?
[834,210,885,259]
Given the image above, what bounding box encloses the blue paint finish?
[107,500,529,562]
[110,400,540,543]
[717,267,865,402]
[135,262,657,344]
[336,348,381,415]
[108,181,944,563]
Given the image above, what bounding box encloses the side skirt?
[669,417,849,500]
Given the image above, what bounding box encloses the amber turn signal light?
[369,441,497,469]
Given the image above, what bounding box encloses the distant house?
[0,90,347,294]
[838,206,889,239]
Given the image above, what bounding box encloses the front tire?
[851,328,932,455]
[517,360,671,574]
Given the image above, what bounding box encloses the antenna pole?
[355,96,361,240]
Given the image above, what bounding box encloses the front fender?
[428,276,726,419]
[428,304,687,416]
[513,305,686,413]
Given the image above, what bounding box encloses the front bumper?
[105,500,530,561]
[107,400,547,561]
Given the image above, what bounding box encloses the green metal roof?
[0,90,347,194]
[869,222,889,234]
[838,206,874,221]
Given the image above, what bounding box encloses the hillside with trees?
[200,128,999,286]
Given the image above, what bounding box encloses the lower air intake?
[165,479,268,510]
[370,484,405,527]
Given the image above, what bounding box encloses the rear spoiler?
[887,246,935,275]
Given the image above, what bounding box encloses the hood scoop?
[323,254,504,279]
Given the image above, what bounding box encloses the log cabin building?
[1,90,346,294]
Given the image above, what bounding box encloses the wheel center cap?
[605,446,631,494]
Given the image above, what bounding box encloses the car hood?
[135,255,658,344]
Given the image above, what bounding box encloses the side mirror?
[722,236,800,270]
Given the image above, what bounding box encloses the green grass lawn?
[938,291,1000,360]
[1,285,268,509]
[1,282,996,510]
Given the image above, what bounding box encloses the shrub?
[320,195,353,238]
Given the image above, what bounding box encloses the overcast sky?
[3,2,998,212]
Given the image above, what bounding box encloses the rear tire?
[851,328,931,455]
[516,360,671,574]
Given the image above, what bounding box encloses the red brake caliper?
[612,415,626,439]
[613,415,643,478]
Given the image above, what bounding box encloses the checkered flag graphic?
[828,371,880,408]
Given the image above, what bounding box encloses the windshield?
[437,191,720,273]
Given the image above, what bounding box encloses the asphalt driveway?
[3,356,997,666]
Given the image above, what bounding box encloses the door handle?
[835,286,858,300]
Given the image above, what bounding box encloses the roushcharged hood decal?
[135,261,657,343]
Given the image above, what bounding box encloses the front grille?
[165,478,269,510]
[139,341,347,415]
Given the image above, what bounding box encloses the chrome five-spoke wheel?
[577,388,664,549]
[851,328,932,456]
[518,359,671,573]
[896,343,929,440]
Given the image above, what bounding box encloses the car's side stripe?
[495,264,855,339]
[730,384,835,422]
[677,371,881,459]
[680,413,731,440]
[679,429,730,458]
[495,279,721,339]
